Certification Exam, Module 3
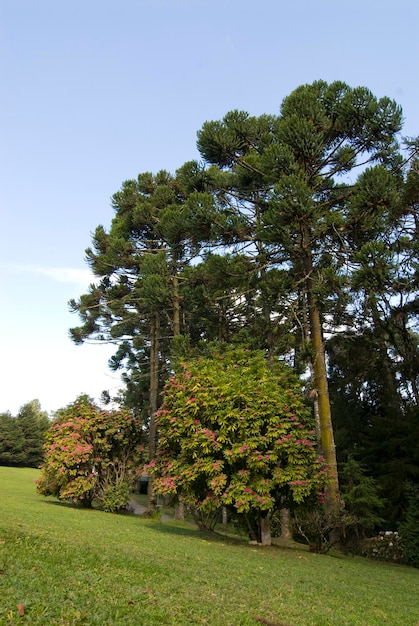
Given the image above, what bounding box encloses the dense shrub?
[36,396,144,512]
[361,531,404,563]
[150,347,330,538]
[95,482,132,513]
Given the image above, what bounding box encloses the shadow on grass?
[145,520,250,547]
[40,499,105,514]
[39,498,302,554]
[41,499,80,509]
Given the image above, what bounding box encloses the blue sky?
[1,0,418,415]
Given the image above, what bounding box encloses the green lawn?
[0,467,418,625]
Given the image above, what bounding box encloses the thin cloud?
[225,36,235,51]
[2,263,94,288]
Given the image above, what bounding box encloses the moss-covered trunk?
[147,311,160,513]
[301,224,340,517]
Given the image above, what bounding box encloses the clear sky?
[1,0,418,415]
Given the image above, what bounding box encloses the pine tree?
[0,412,25,466]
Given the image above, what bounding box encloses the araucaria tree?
[69,169,209,511]
[36,396,144,512]
[149,348,330,543]
[195,81,405,517]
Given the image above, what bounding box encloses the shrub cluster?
[361,531,404,563]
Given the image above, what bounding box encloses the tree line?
[62,80,419,545]
[0,400,50,468]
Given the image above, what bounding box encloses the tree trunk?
[310,305,340,511]
[301,224,340,518]
[222,506,228,526]
[301,291,322,451]
[147,311,160,513]
[259,514,272,546]
[174,501,185,520]
[172,273,181,337]
[279,507,292,543]
[370,297,404,418]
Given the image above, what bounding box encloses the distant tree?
[149,347,329,544]
[17,399,50,467]
[0,412,25,466]
[36,396,144,512]
[0,400,49,467]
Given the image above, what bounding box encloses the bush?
[361,531,404,563]
[96,481,131,513]
[36,396,144,511]
[151,347,330,539]
[293,507,357,553]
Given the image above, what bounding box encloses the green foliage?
[150,347,330,528]
[95,481,131,513]
[399,483,419,568]
[0,412,25,466]
[69,80,419,532]
[17,400,50,468]
[295,458,387,555]
[36,396,144,511]
[328,329,419,528]
[0,400,50,468]
[339,457,385,535]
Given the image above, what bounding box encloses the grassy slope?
[0,467,418,626]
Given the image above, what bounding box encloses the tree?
[69,170,209,511]
[328,330,419,527]
[0,412,25,466]
[0,400,50,467]
[149,347,330,543]
[36,396,144,512]
[195,81,404,520]
[68,81,417,534]
[327,158,419,524]
[17,399,50,468]
[339,457,385,542]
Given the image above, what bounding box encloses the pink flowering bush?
[36,396,144,512]
[149,347,330,531]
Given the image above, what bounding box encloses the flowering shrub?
[149,347,330,531]
[361,531,404,563]
[36,397,144,511]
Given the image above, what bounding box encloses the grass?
[0,467,418,625]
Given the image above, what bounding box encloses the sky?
[1,0,418,415]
